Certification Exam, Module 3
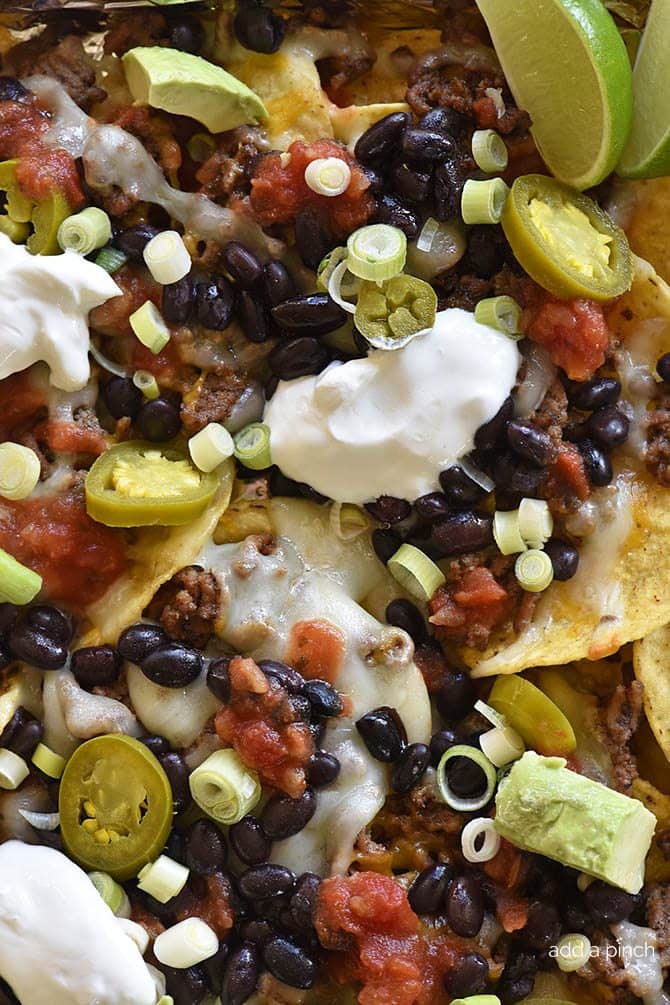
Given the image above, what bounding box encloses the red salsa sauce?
[0,98,84,207]
[523,293,609,380]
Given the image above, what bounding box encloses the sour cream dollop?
[265,308,521,503]
[0,234,120,392]
[0,841,156,1005]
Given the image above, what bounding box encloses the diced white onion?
[480,725,525,767]
[556,933,592,973]
[458,457,495,493]
[88,340,129,378]
[154,918,219,969]
[17,808,60,831]
[137,855,189,904]
[188,422,235,473]
[117,917,150,955]
[0,748,29,790]
[327,259,360,315]
[143,230,192,286]
[329,502,370,541]
[514,345,556,417]
[304,157,352,198]
[461,817,501,863]
[416,217,441,253]
[474,699,507,728]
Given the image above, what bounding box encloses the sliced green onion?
[0,549,42,605]
[156,998,175,1005]
[186,132,217,163]
[143,230,192,286]
[304,157,352,197]
[555,933,592,973]
[31,742,66,779]
[0,216,29,244]
[137,855,189,903]
[132,369,160,401]
[515,549,554,592]
[437,744,497,812]
[0,748,29,790]
[479,725,526,767]
[461,178,510,225]
[461,817,501,863]
[451,996,501,1005]
[189,748,261,825]
[88,871,131,917]
[57,207,112,255]
[154,918,219,969]
[129,301,170,355]
[95,246,128,274]
[347,224,407,282]
[6,188,33,224]
[0,443,40,501]
[493,510,527,556]
[387,543,446,601]
[233,423,272,471]
[317,246,348,292]
[474,296,522,338]
[471,129,509,173]
[473,699,507,729]
[329,502,369,541]
[327,258,360,315]
[189,422,235,473]
[518,498,554,549]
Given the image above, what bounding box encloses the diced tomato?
[250,139,375,238]
[0,372,46,439]
[523,294,609,381]
[0,99,48,159]
[429,568,512,642]
[496,892,530,933]
[285,619,345,684]
[453,566,508,607]
[482,838,527,889]
[546,443,590,505]
[0,490,127,607]
[176,872,234,940]
[16,144,85,208]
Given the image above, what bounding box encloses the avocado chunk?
[495,751,656,894]
[123,47,268,133]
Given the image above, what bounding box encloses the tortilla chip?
[634,628,670,762]
[618,178,670,286]
[463,257,670,677]
[631,777,670,882]
[80,459,234,646]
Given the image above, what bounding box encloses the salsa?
[523,293,609,380]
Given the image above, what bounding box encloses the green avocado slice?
[123,46,268,134]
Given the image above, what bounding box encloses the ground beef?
[196,127,265,204]
[10,35,105,111]
[146,565,221,648]
[103,10,168,55]
[180,365,250,434]
[438,273,491,311]
[646,883,670,966]
[112,105,181,181]
[319,51,374,96]
[646,387,670,486]
[598,681,644,793]
[532,378,569,444]
[175,872,235,940]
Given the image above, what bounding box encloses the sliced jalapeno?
[488,675,576,757]
[354,274,438,349]
[85,441,222,527]
[27,190,72,255]
[59,734,173,880]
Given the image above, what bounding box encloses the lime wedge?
[617,0,670,178]
[476,0,632,190]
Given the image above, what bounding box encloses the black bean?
[185,819,227,875]
[419,106,467,136]
[169,15,204,53]
[446,874,485,937]
[443,952,489,996]
[439,465,487,506]
[7,618,67,671]
[466,226,509,279]
[294,208,334,271]
[141,642,202,688]
[222,942,261,1005]
[579,438,613,486]
[408,862,453,915]
[262,789,317,840]
[263,936,316,989]
[258,659,305,694]
[0,645,10,672]
[0,975,19,1005]
[657,352,670,382]
[136,397,181,441]
[159,752,191,814]
[268,337,330,379]
[355,111,411,165]
[196,276,235,330]
[272,294,346,337]
[443,755,488,799]
[372,528,402,564]
[587,405,629,448]
[239,863,295,900]
[391,742,430,794]
[237,290,272,344]
[0,708,42,759]
[112,223,158,262]
[140,734,170,756]
[521,900,561,951]
[361,164,384,192]
[584,879,636,923]
[202,943,229,993]
[290,872,321,931]
[435,671,476,722]
[429,727,459,766]
[560,891,592,931]
[492,452,545,499]
[306,750,341,788]
[0,77,28,103]
[70,645,121,691]
[230,815,271,866]
[498,951,538,1004]
[233,1,285,53]
[252,894,288,925]
[434,157,468,222]
[222,241,263,289]
[385,598,427,643]
[507,419,557,467]
[204,659,229,703]
[290,695,312,720]
[356,706,407,763]
[164,964,208,1005]
[544,539,579,581]
[27,605,72,644]
[118,623,167,664]
[375,194,420,240]
[240,919,273,944]
[390,161,432,204]
[402,127,456,162]
[0,605,17,639]
[413,492,449,523]
[567,375,621,410]
[102,377,143,420]
[432,511,493,556]
[477,396,515,450]
[364,495,412,524]
[304,679,343,718]
[262,261,296,308]
[162,275,194,325]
